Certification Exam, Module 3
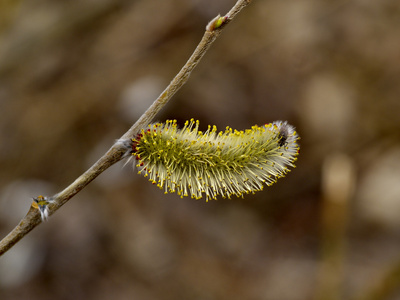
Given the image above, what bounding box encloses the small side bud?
[206,15,228,31]
[32,195,54,221]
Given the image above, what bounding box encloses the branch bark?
[0,0,252,256]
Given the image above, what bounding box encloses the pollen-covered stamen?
[131,119,300,200]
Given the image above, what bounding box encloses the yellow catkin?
[131,119,300,201]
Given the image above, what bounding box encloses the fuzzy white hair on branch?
[33,195,54,221]
[128,119,299,200]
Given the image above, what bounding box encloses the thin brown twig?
[0,0,253,256]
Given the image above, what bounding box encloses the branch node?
[32,195,54,221]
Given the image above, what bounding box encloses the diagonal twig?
[0,0,253,256]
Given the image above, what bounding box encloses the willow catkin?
[131,119,300,200]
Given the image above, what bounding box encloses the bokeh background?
[1,0,400,299]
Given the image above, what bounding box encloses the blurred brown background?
[1,0,400,299]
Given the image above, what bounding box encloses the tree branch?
[0,0,253,256]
